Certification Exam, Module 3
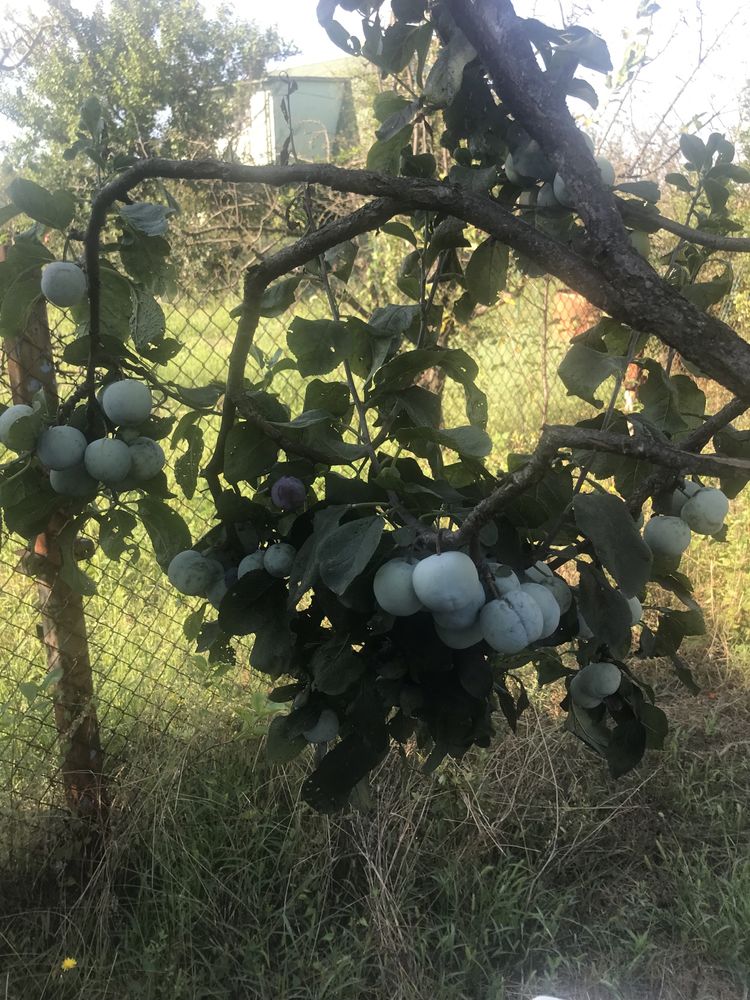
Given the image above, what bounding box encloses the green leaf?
[665,172,693,192]
[616,180,660,203]
[119,202,169,236]
[136,496,192,570]
[303,379,351,417]
[366,128,412,175]
[287,505,347,606]
[394,424,492,458]
[72,266,133,341]
[652,608,705,657]
[371,346,487,427]
[560,27,612,73]
[260,275,301,318]
[534,651,570,686]
[130,288,165,350]
[638,702,668,750]
[318,516,385,595]
[606,719,646,778]
[223,423,279,485]
[98,509,138,561]
[573,492,652,597]
[266,714,306,763]
[312,638,365,695]
[57,520,97,596]
[2,486,61,538]
[375,99,421,143]
[250,589,293,677]
[464,238,508,306]
[557,344,627,408]
[566,78,598,108]
[638,360,694,434]
[302,731,388,813]
[0,204,21,227]
[5,411,43,452]
[0,272,43,340]
[380,221,417,246]
[8,178,75,231]
[679,133,706,169]
[287,317,356,377]
[392,0,426,22]
[174,424,204,500]
[577,563,632,659]
[173,384,223,410]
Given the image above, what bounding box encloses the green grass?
[1,669,748,999]
[2,286,750,999]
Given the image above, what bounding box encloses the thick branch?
[449,423,750,549]
[83,157,750,400]
[444,0,750,397]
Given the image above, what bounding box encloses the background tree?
[0,0,293,168]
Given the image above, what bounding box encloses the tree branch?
[443,0,750,397]
[201,198,401,495]
[83,156,750,400]
[617,199,750,252]
[448,422,750,550]
[626,396,750,514]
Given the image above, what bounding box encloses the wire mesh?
[2,216,746,867]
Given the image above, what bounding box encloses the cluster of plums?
[167,540,298,608]
[0,379,165,496]
[643,480,730,570]
[373,551,628,709]
[166,475,306,607]
[507,138,651,258]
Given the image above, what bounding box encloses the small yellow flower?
[61,957,78,972]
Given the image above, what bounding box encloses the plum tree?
[40,262,86,307]
[412,552,480,613]
[238,551,266,577]
[643,515,692,558]
[101,379,152,426]
[373,559,422,616]
[4,0,750,813]
[263,543,296,578]
[680,487,729,535]
[570,661,622,709]
[480,591,544,654]
[128,437,165,481]
[270,475,306,510]
[432,577,485,629]
[167,550,222,596]
[36,425,87,470]
[520,582,560,638]
[84,438,132,485]
[0,404,35,447]
[50,464,98,497]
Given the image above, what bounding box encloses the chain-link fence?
[1,218,745,870]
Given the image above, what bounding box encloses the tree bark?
[4,287,107,824]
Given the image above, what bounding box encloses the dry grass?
[1,652,748,1000]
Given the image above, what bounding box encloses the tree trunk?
[3,278,107,825]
